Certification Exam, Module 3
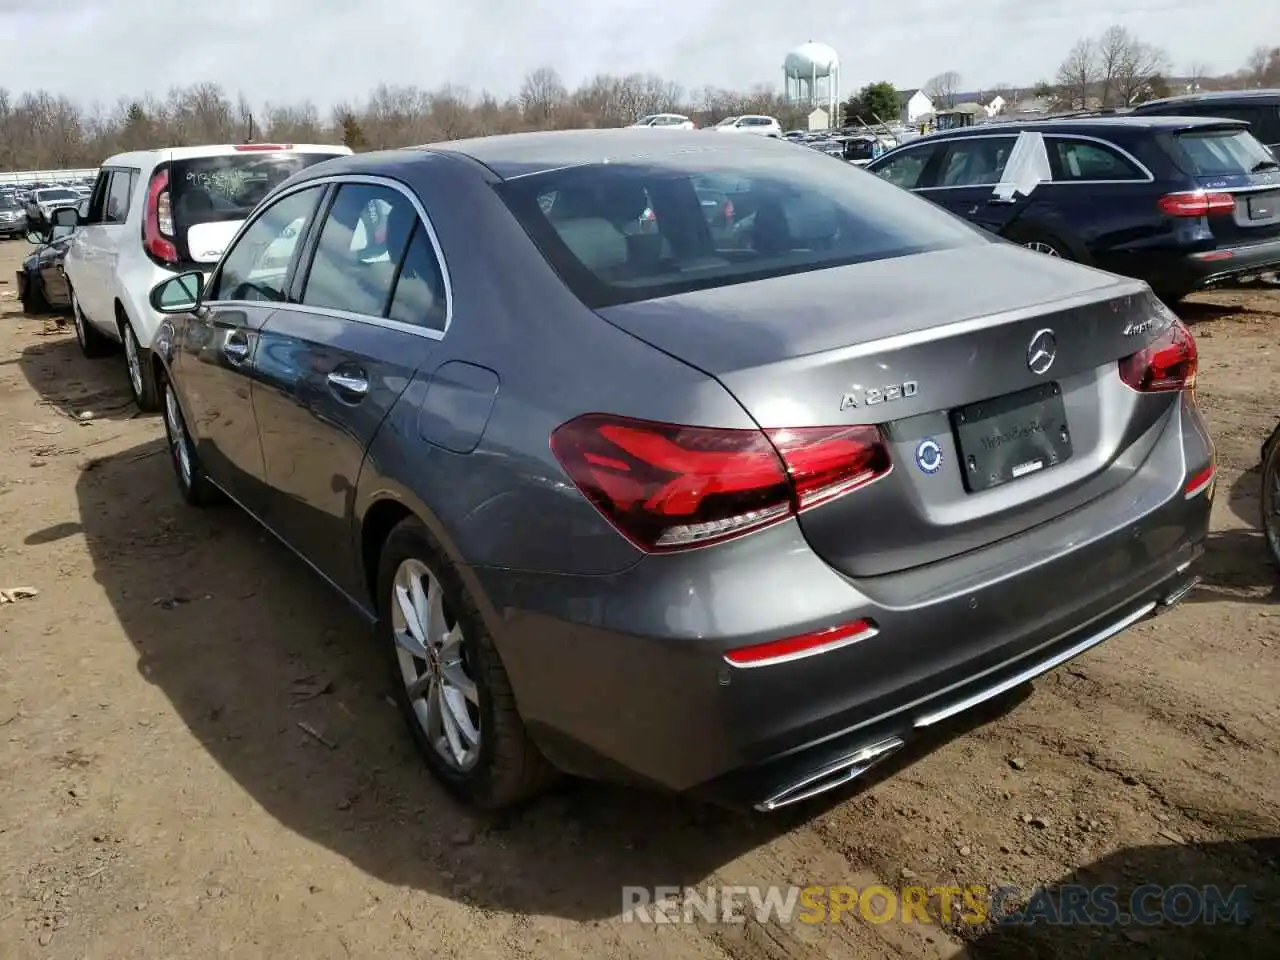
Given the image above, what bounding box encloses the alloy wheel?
[390,558,481,771]
[164,384,192,488]
[1025,241,1061,257]
[124,325,144,398]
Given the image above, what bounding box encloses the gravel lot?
[1,239,1277,959]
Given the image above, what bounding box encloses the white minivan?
[59,143,351,410]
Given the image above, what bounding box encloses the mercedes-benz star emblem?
[1027,328,1057,375]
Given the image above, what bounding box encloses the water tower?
[783,41,840,120]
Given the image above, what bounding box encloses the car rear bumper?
[1165,237,1280,291]
[475,396,1213,810]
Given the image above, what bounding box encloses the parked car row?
[864,113,1280,302]
[22,126,1214,816]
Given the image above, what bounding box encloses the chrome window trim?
[900,131,1155,190]
[201,173,453,341]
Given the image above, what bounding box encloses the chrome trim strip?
[754,737,904,812]
[913,601,1157,728]
[888,131,1155,186]
[200,173,453,340]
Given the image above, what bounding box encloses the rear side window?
[496,148,984,308]
[301,183,418,316]
[387,224,448,331]
[1172,129,1279,176]
[1049,139,1145,181]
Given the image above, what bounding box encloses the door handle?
[988,196,1018,205]
[222,331,250,364]
[326,370,369,398]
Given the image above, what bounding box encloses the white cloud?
[1,0,1274,111]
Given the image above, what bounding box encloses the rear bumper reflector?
[1184,463,1216,499]
[724,619,879,669]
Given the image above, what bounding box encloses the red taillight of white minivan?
[142,167,178,266]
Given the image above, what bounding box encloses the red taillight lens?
[723,199,734,222]
[1157,191,1236,217]
[549,414,891,552]
[143,168,178,265]
[1118,320,1198,392]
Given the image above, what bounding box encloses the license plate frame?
[1247,194,1276,220]
[951,382,1073,493]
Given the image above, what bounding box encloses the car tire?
[1262,426,1280,573]
[120,317,160,412]
[71,290,112,358]
[377,517,556,809]
[161,376,218,507]
[19,272,50,315]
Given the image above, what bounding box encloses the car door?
[69,168,135,329]
[176,184,328,516]
[916,134,1028,234]
[254,178,447,598]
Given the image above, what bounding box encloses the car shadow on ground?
[12,331,138,423]
[58,436,1029,922]
[960,836,1280,959]
[1182,469,1280,606]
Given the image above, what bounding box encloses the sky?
[0,0,1276,110]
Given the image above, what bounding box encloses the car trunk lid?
[596,243,1174,577]
[1166,125,1280,247]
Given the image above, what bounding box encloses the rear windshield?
[36,188,78,202]
[496,148,985,308]
[170,152,342,229]
[1173,129,1279,176]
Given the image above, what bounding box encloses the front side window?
[498,146,985,308]
[871,144,937,189]
[936,137,1018,187]
[212,186,324,302]
[300,183,419,316]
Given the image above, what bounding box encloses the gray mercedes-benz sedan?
[144,130,1213,812]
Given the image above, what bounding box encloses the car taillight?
[723,199,734,222]
[1157,191,1235,217]
[1118,319,1198,392]
[143,168,178,265]
[549,414,891,552]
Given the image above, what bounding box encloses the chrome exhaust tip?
[1160,574,1201,610]
[753,737,904,812]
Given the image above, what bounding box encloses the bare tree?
[1244,46,1280,86]
[518,67,567,125]
[1095,26,1136,107]
[1116,41,1169,105]
[1056,39,1098,109]
[923,71,961,109]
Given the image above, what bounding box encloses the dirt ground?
[0,239,1277,960]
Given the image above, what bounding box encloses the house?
[807,107,830,131]
[896,88,934,124]
[984,94,1006,117]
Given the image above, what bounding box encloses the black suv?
[865,115,1280,301]
[1130,89,1280,155]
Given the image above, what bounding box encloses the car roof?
[902,114,1248,142]
[420,128,791,180]
[1134,88,1280,108]
[99,143,351,168]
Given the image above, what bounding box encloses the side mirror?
[150,271,205,314]
[51,207,79,229]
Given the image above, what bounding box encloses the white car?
[629,113,696,130]
[58,142,350,410]
[712,115,783,137]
